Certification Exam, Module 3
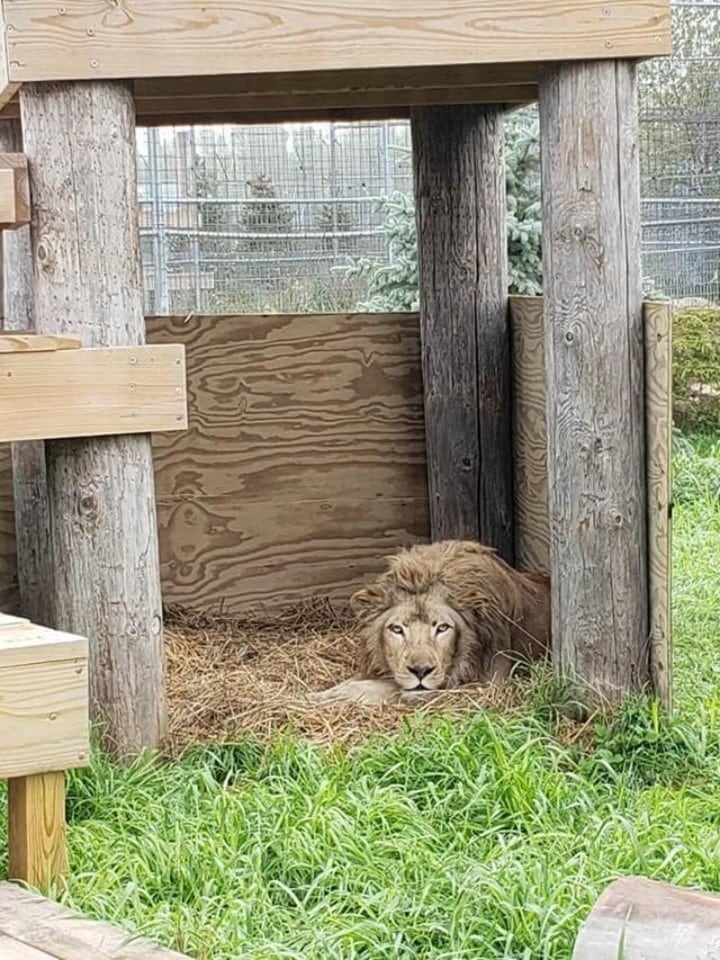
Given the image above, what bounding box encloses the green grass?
[4,433,720,959]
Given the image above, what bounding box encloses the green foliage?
[673,307,720,432]
[347,107,543,311]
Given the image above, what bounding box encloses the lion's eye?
[436,623,451,634]
[388,624,405,636]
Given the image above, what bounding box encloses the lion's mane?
[350,539,550,686]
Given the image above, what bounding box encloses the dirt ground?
[163,599,528,755]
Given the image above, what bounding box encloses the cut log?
[573,876,720,959]
[411,104,513,561]
[0,118,53,627]
[19,81,167,758]
[539,60,649,702]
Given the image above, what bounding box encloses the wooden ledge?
[0,153,29,230]
[0,343,188,443]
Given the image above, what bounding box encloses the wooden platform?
[0,882,190,959]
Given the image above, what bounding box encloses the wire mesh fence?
[136,0,720,315]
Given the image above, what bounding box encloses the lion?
[310,539,550,706]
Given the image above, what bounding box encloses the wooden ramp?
[0,882,191,959]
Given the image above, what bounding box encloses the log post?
[411,105,513,562]
[539,61,649,701]
[0,118,53,627]
[19,82,166,757]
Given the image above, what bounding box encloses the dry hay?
[163,599,530,755]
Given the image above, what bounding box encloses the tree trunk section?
[573,876,720,959]
[539,61,649,701]
[0,118,53,626]
[411,105,513,562]
[19,82,166,757]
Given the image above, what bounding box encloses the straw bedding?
[163,599,528,754]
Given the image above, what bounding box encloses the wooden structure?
[0,612,88,891]
[0,0,673,745]
[0,882,190,957]
[573,876,720,959]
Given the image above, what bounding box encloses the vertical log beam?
[0,118,53,626]
[8,772,67,891]
[411,105,513,562]
[539,61,649,701]
[20,82,166,757]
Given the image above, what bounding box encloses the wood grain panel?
[644,300,673,710]
[157,493,428,613]
[3,2,672,84]
[147,313,427,504]
[510,295,550,576]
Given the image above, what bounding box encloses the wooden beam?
[0,119,53,628]
[539,60,649,703]
[3,2,672,85]
[8,772,68,892]
[0,153,29,229]
[573,876,720,959]
[0,332,80,352]
[412,105,513,560]
[0,344,187,443]
[20,80,168,759]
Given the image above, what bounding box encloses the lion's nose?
[408,664,434,680]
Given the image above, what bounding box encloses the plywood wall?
[147,312,429,613]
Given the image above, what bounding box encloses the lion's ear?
[349,583,387,617]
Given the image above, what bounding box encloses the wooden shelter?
[0,1,673,756]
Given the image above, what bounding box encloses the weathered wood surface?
[0,153,30,229]
[510,296,550,575]
[539,61,650,702]
[20,81,166,758]
[0,344,187,443]
[0,881,191,958]
[2,2,672,85]
[645,301,673,710]
[412,105,513,561]
[0,117,43,622]
[572,876,720,959]
[8,772,68,891]
[148,312,429,612]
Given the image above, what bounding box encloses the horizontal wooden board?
[0,332,80,353]
[158,493,429,613]
[0,882,191,959]
[0,656,88,778]
[0,619,87,668]
[2,2,672,86]
[0,344,187,443]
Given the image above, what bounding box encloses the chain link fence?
[137,0,720,315]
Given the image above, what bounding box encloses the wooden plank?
[0,333,81,352]
[0,119,54,627]
[412,105,513,559]
[19,80,168,760]
[158,493,428,613]
[0,882,191,958]
[146,312,427,504]
[645,300,673,710]
[0,344,187,443]
[0,444,18,613]
[8,772,67,891]
[573,876,720,960]
[539,61,649,703]
[510,295,550,575]
[0,931,53,959]
[0,153,29,229]
[0,620,86,667]
[3,2,672,84]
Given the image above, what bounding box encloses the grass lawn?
[4,433,720,959]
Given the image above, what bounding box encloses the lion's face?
[377,595,464,691]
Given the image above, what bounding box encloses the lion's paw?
[307,678,401,706]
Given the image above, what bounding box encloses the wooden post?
[539,61,649,701]
[0,118,53,627]
[411,105,513,562]
[19,81,166,757]
[8,772,67,891]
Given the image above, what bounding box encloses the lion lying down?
[310,539,550,706]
